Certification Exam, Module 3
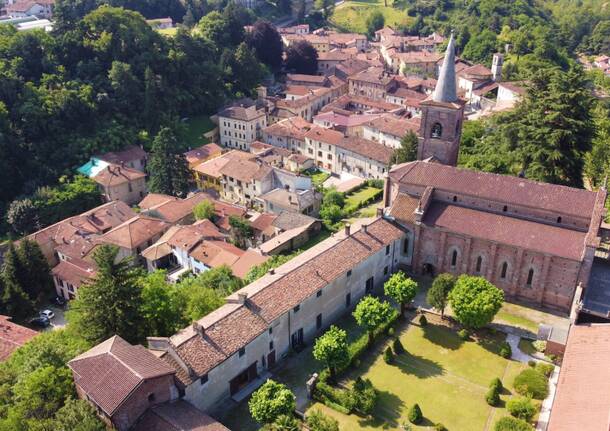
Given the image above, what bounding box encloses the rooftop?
[97,145,147,166]
[99,215,170,250]
[218,158,273,183]
[184,144,223,165]
[133,400,230,431]
[92,164,146,187]
[337,136,394,164]
[366,115,421,138]
[0,315,38,362]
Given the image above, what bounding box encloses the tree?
[313,325,349,379]
[494,416,533,431]
[17,239,53,303]
[384,272,417,315]
[193,200,215,220]
[67,245,144,344]
[229,215,253,249]
[408,403,422,424]
[462,29,498,65]
[249,380,296,424]
[285,40,318,75]
[365,10,385,38]
[6,198,38,235]
[305,409,339,431]
[140,271,186,337]
[391,131,418,165]
[314,0,334,19]
[352,296,394,346]
[48,398,106,431]
[230,42,266,96]
[426,273,456,319]
[147,127,190,197]
[587,20,610,54]
[1,243,34,321]
[448,275,504,329]
[248,20,283,71]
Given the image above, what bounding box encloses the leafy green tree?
[67,245,144,344]
[305,409,339,431]
[231,42,266,96]
[140,271,186,336]
[494,416,533,431]
[148,127,190,197]
[249,380,296,424]
[408,403,422,424]
[229,215,253,249]
[322,188,344,207]
[17,239,53,303]
[48,398,106,431]
[584,104,610,188]
[353,296,394,346]
[285,40,318,75]
[365,10,385,38]
[462,29,498,65]
[313,325,349,379]
[586,20,610,54]
[384,271,417,314]
[391,131,418,165]
[426,273,456,319]
[248,20,283,71]
[6,198,38,236]
[448,275,504,329]
[1,243,34,321]
[263,414,299,431]
[193,200,215,220]
[314,0,334,19]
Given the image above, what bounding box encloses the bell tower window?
[431,122,443,138]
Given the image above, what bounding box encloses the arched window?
[503,205,507,212]
[453,196,457,202]
[451,250,458,267]
[557,216,562,224]
[476,256,483,273]
[431,122,443,138]
[500,262,508,279]
[526,268,534,286]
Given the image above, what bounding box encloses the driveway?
[41,305,66,331]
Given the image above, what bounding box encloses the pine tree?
[17,239,53,303]
[1,244,34,321]
[67,245,143,344]
[147,127,190,197]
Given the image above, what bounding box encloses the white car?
[40,309,55,320]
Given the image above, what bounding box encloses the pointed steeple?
[432,31,457,103]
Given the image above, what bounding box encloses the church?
[383,34,607,313]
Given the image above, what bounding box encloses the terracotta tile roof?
[349,67,394,85]
[459,63,492,78]
[99,216,170,250]
[272,211,318,231]
[184,144,222,165]
[189,240,245,268]
[166,222,224,251]
[213,201,247,231]
[423,202,587,260]
[68,336,175,416]
[133,400,230,431]
[231,248,270,279]
[390,161,597,218]
[218,159,273,183]
[366,115,420,138]
[388,87,427,103]
[0,315,38,361]
[259,188,320,212]
[304,126,344,145]
[548,324,610,431]
[398,51,443,64]
[250,213,278,232]
[260,221,316,254]
[139,193,178,210]
[147,193,215,224]
[51,258,96,288]
[263,116,312,140]
[98,146,147,166]
[194,151,254,179]
[337,136,394,164]
[388,193,419,225]
[314,111,383,128]
[286,74,327,84]
[92,164,146,187]
[499,81,527,96]
[322,94,402,114]
[318,50,352,61]
[170,218,403,377]
[285,85,316,96]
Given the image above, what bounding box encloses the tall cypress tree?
[147,127,190,197]
[1,243,34,321]
[17,239,53,303]
[67,245,144,344]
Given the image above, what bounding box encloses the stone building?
[218,101,267,151]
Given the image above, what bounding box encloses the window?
[318,151,322,157]
[269,341,274,350]
[268,327,273,334]
[238,347,245,357]
[384,266,388,275]
[386,245,390,255]
[503,205,508,212]
[327,154,332,160]
[365,277,374,293]
[431,122,443,138]
[475,256,482,273]
[347,270,352,277]
[557,216,562,224]
[403,237,409,254]
[317,290,322,298]
[128,183,132,192]
[526,268,534,286]
[500,262,508,279]
[148,393,156,402]
[452,196,457,202]
[346,293,351,307]
[200,374,208,385]
[293,304,300,313]
[451,250,458,267]
[316,313,322,329]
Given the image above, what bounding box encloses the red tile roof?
[92,164,146,187]
[304,126,344,145]
[0,315,38,362]
[548,324,610,431]
[99,216,170,250]
[337,136,394,164]
[133,400,230,431]
[218,159,273,183]
[366,115,421,138]
[423,202,587,260]
[51,258,96,288]
[69,336,175,416]
[184,144,222,165]
[139,193,179,210]
[390,161,597,218]
[98,145,147,166]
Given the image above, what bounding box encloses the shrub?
[506,397,536,421]
[486,387,500,406]
[353,377,377,415]
[408,404,422,424]
[494,416,533,431]
[401,423,413,431]
[490,377,503,392]
[528,360,536,367]
[513,369,549,399]
[458,329,470,340]
[383,346,394,364]
[535,362,554,378]
[434,424,448,431]
[387,327,395,336]
[393,337,404,354]
[499,341,512,359]
[315,381,356,412]
[322,399,350,414]
[305,409,339,431]
[419,314,428,326]
[532,340,547,352]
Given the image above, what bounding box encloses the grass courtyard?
[307,315,533,430]
[182,114,215,148]
[330,0,413,34]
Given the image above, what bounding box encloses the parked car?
[29,316,50,328]
[39,309,55,320]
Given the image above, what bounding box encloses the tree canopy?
[313,325,349,378]
[249,380,296,424]
[353,296,394,345]
[285,40,318,75]
[383,271,418,314]
[448,275,504,329]
[426,273,456,318]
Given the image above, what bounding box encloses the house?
[317,50,353,74]
[6,0,54,18]
[0,315,37,361]
[68,335,229,431]
[141,193,215,225]
[52,257,96,300]
[363,115,421,149]
[146,17,173,30]
[146,217,406,411]
[193,150,256,191]
[96,145,148,172]
[257,187,321,216]
[262,116,313,152]
[397,51,444,77]
[218,101,267,151]
[385,87,427,114]
[314,111,384,137]
[348,67,397,101]
[91,164,147,206]
[259,213,322,255]
[184,143,223,170]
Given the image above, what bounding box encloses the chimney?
[376,207,384,217]
[362,223,368,233]
[344,224,351,236]
[237,292,248,304]
[269,268,275,275]
[192,321,204,337]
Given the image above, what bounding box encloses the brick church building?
[383,34,607,313]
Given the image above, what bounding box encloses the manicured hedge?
[494,416,533,431]
[513,368,549,399]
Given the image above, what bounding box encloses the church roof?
[432,32,457,103]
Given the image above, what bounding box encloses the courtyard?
[330,0,413,34]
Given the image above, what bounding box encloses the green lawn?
[309,316,532,430]
[183,115,215,148]
[305,169,331,188]
[157,27,178,36]
[330,0,413,34]
[344,186,382,210]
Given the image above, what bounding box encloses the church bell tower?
[417,32,465,166]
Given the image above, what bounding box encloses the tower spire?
[432,31,457,103]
